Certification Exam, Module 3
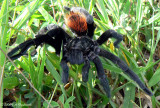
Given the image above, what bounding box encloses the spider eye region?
[65,12,88,36]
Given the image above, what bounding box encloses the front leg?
[7,39,36,60]
[96,30,123,48]
[8,24,72,60]
[37,24,72,54]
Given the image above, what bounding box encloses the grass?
[0,0,160,107]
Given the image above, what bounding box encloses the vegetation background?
[0,0,160,107]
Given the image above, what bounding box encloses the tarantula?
[8,6,153,97]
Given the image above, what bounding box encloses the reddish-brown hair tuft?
[65,12,88,36]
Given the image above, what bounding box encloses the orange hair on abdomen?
[65,12,88,36]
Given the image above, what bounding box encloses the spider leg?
[88,52,111,98]
[36,24,71,54]
[87,21,95,38]
[98,49,153,96]
[7,39,36,60]
[8,24,71,60]
[96,30,123,48]
[60,59,69,84]
[82,57,90,82]
[64,6,96,38]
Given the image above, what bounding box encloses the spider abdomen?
[65,12,88,36]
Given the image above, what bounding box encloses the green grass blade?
[151,96,156,108]
[148,12,160,24]
[148,68,160,87]
[0,83,3,108]
[122,84,135,108]
[88,0,95,14]
[46,51,61,70]
[0,0,9,106]
[121,0,131,14]
[148,0,154,9]
[38,7,57,24]
[16,59,30,72]
[96,0,109,23]
[38,47,46,89]
[46,57,67,99]
[148,11,155,64]
[83,0,90,10]
[105,0,119,21]
[28,51,37,88]
[136,0,143,30]
[65,96,75,105]
[46,57,62,85]
[0,0,8,65]
[10,0,41,36]
[3,77,19,89]
[38,46,46,108]
[154,29,160,51]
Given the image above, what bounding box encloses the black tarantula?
[8,6,153,97]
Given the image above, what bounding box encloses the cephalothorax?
[8,6,153,97]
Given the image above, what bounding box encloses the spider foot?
[114,42,120,48]
[110,30,123,48]
[143,88,153,96]
[7,39,35,60]
[99,76,111,98]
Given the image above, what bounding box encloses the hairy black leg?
[37,24,71,54]
[7,34,51,60]
[98,49,153,96]
[64,6,95,38]
[82,57,90,82]
[7,39,36,60]
[88,52,111,98]
[87,22,95,38]
[8,24,72,60]
[60,59,69,84]
[96,29,123,48]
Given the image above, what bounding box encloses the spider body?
[8,6,153,98]
[64,37,96,64]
